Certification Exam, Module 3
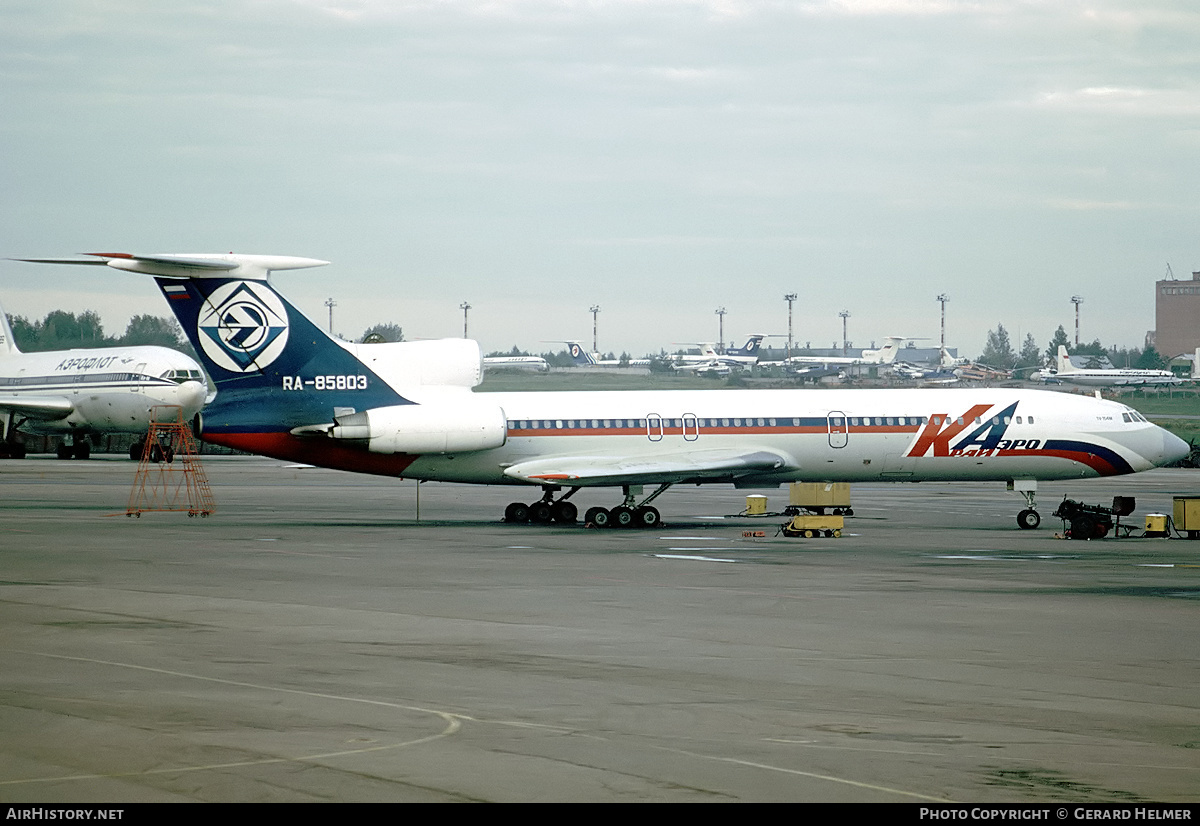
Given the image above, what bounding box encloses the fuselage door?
[646,414,664,442]
[828,411,848,449]
[683,413,699,442]
[131,362,146,393]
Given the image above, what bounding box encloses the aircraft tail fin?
[873,339,902,365]
[731,335,764,357]
[565,341,596,366]
[0,305,21,357]
[150,274,404,403]
[1057,345,1078,373]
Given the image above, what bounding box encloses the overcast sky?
[2,0,1198,359]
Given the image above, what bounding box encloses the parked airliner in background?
[21,253,1190,529]
[672,335,764,374]
[563,342,651,368]
[482,354,549,373]
[1033,345,1183,387]
[0,303,207,458]
[784,336,908,369]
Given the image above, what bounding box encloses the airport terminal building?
[1153,271,1200,358]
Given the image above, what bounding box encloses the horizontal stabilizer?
[503,447,796,486]
[14,253,329,280]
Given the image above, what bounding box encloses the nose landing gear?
[1010,479,1041,530]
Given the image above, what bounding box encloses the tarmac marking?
[655,553,739,562]
[646,744,951,802]
[0,650,478,787]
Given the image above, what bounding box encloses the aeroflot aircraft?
[1041,345,1183,387]
[0,304,207,458]
[24,253,1190,528]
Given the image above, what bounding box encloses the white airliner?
[672,335,764,374]
[0,304,208,458]
[482,355,549,373]
[562,342,651,369]
[1036,345,1183,387]
[21,253,1190,529]
[785,336,908,368]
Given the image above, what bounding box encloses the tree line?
[978,323,1168,373]
[6,310,196,355]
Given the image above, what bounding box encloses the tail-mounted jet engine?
[323,401,507,454]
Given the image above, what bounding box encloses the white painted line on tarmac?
[654,554,739,563]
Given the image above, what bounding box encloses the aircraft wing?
[0,394,74,420]
[503,447,797,486]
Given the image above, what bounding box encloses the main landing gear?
[1011,479,1041,530]
[0,414,27,458]
[586,484,670,529]
[504,484,672,529]
[504,486,581,525]
[56,436,91,460]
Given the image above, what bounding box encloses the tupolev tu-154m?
[20,253,1190,530]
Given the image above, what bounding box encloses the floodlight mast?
[784,294,797,359]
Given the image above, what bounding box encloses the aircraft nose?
[1162,428,1192,466]
[180,380,208,413]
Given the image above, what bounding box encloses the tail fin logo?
[197,281,290,373]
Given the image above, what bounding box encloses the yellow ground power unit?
[1144,513,1170,538]
[745,495,769,515]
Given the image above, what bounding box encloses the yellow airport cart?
[781,514,844,538]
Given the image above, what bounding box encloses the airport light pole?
[460,301,471,339]
[1071,295,1083,346]
[590,305,601,354]
[715,307,726,354]
[839,310,850,357]
[936,293,949,361]
[324,297,336,335]
[784,293,797,359]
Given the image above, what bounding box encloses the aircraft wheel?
[56,443,72,460]
[150,444,164,463]
[634,506,660,529]
[610,506,635,529]
[76,441,91,460]
[529,501,554,524]
[1016,509,1041,530]
[130,442,144,461]
[588,507,611,528]
[552,501,578,524]
[504,502,530,523]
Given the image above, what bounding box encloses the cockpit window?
[160,369,204,384]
